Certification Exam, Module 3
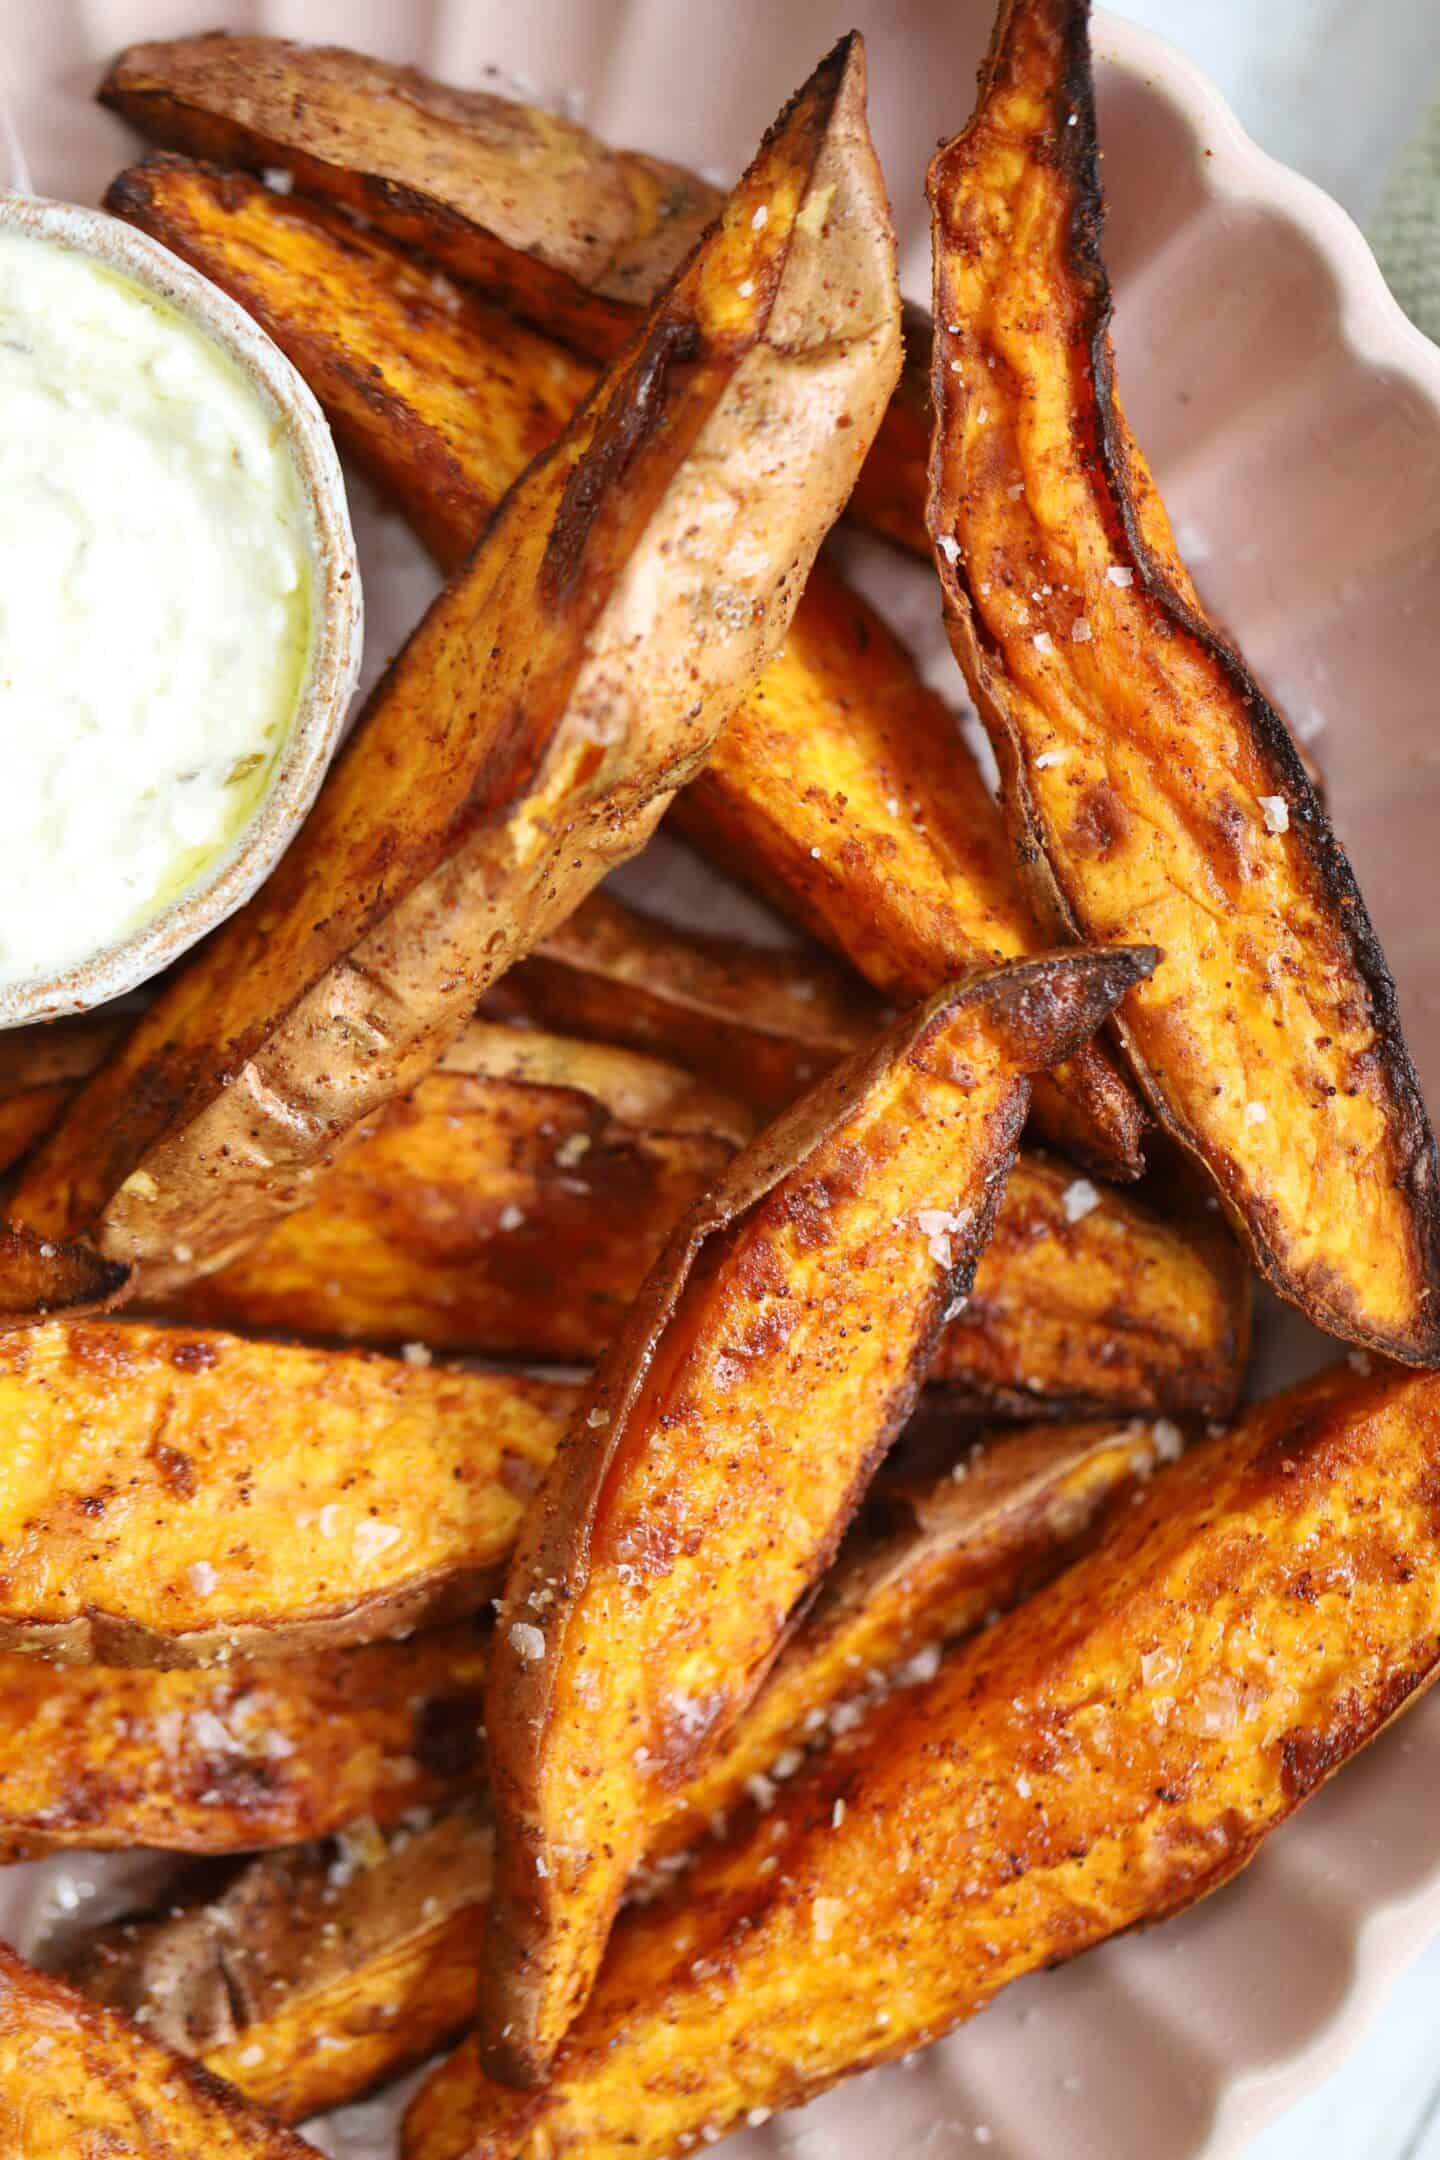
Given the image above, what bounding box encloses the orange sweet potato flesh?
[103,150,1146,1181]
[933,1150,1250,1420]
[647,1411,1172,1859]
[0,1623,487,1860]
[0,1321,572,1665]
[927,0,1440,1360]
[0,1016,126,1180]
[65,1417,1159,2121]
[675,555,1148,1175]
[71,1806,496,2127]
[482,945,1153,2080]
[99,31,930,554]
[15,43,900,1288]
[170,1024,753,1360]
[0,1944,315,2158]
[405,1360,1440,2157]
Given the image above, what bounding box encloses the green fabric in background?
[1371,97,1440,342]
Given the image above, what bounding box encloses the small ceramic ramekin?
[0,189,363,1026]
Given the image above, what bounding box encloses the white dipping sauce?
[0,228,314,992]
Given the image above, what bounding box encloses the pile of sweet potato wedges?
[3,1,1440,2153]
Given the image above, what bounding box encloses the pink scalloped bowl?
[4,6,1440,2158]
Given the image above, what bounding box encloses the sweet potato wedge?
[648,1411,1174,1860]
[482,945,1154,2079]
[104,152,594,568]
[405,1359,1440,2156]
[169,1023,752,1359]
[932,1150,1250,1420]
[105,151,1146,1181]
[0,1944,314,2158]
[64,1417,1160,2117]
[927,0,1440,1359]
[71,1805,496,2126]
[0,1321,571,1665]
[99,32,931,554]
[675,556,1149,1175]
[17,43,901,1286]
[0,1623,487,1860]
[0,1016,126,1180]
[489,891,882,1120]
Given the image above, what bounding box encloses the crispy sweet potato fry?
[927,0,1440,1358]
[0,1944,314,2158]
[0,1219,127,1325]
[0,1016,126,1180]
[0,1624,487,1860]
[483,945,1153,2079]
[100,33,932,554]
[105,153,1146,1183]
[406,1360,1440,2156]
[170,1024,753,1359]
[650,1411,1173,1859]
[17,44,901,1286]
[675,555,1148,1175]
[104,153,594,567]
[0,1321,571,1665]
[933,1150,1250,1420]
[65,1417,1162,2116]
[489,892,882,1120]
[72,1805,496,2125]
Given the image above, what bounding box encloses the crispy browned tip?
[0,1220,127,1330]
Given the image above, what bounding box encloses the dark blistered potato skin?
[926,0,1440,1362]
[98,31,930,552]
[480,947,1153,2083]
[17,39,901,1286]
[0,1945,315,2157]
[404,1363,1440,2160]
[0,1625,487,1859]
[103,152,1146,1182]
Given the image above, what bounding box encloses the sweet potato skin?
[19,43,901,1285]
[405,1362,1440,2158]
[170,1027,752,1360]
[99,32,930,553]
[106,151,1146,1181]
[0,1946,315,2156]
[71,1806,496,2126]
[0,1322,571,1665]
[0,1625,487,1859]
[175,1053,1243,1418]
[926,0,1440,1359]
[64,1418,1160,2121]
[482,946,1154,2080]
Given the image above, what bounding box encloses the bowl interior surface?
[1,5,1438,2157]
